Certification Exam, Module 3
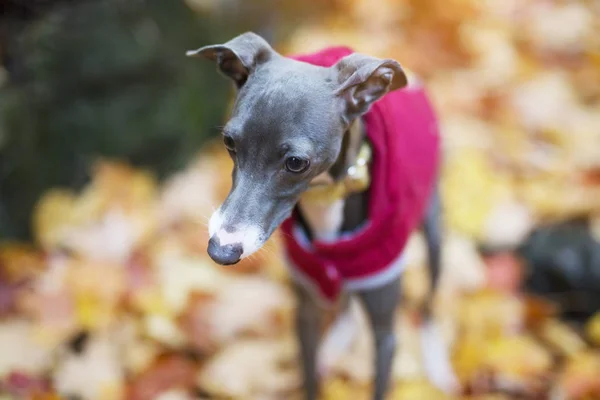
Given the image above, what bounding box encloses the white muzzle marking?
[208,208,263,259]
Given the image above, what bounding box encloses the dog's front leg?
[420,183,459,393]
[294,283,325,400]
[358,276,401,400]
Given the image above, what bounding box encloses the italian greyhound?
[187,32,458,399]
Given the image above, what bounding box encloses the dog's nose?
[207,236,243,265]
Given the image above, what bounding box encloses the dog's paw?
[420,321,460,394]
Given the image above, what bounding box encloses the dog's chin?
[223,260,242,266]
[209,256,242,266]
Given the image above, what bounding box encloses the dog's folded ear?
[333,53,408,123]
[187,32,274,88]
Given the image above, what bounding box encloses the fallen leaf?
[127,356,197,400]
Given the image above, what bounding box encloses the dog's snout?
[208,208,264,261]
[207,236,243,265]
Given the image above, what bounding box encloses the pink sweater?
[280,46,441,302]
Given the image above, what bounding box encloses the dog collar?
[300,141,372,204]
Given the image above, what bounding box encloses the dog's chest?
[297,199,346,242]
[297,183,370,243]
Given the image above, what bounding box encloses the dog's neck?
[297,119,370,242]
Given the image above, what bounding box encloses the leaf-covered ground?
[1,0,600,399]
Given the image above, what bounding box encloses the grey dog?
[187,32,458,400]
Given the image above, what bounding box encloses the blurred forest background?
[0,0,327,240]
[0,0,600,399]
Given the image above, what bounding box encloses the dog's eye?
[285,157,310,173]
[223,135,235,152]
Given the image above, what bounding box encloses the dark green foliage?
[0,0,251,240]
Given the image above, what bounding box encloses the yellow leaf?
[32,189,77,249]
[586,312,600,347]
[392,380,454,400]
[322,379,369,400]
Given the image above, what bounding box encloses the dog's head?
[187,32,407,265]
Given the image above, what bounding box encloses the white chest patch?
[297,199,346,243]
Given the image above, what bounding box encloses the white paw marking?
[420,321,460,394]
